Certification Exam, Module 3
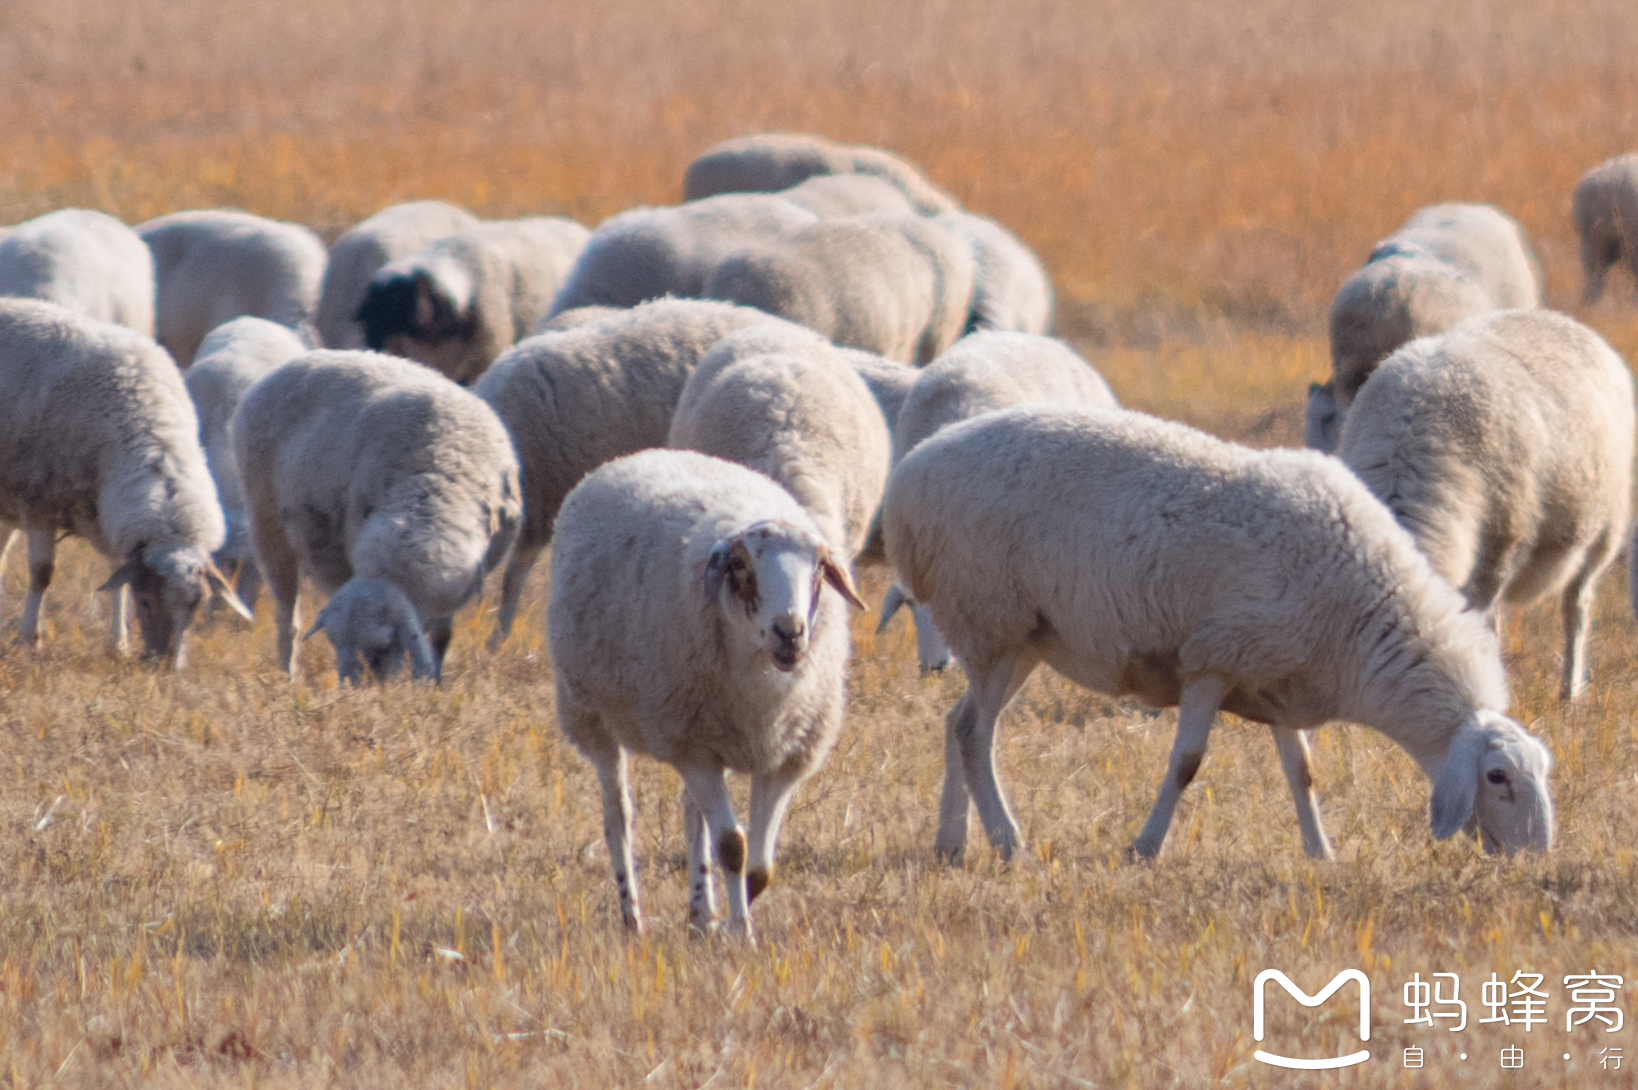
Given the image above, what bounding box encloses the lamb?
[356,217,591,385]
[138,209,328,366]
[1573,153,1638,305]
[878,332,1120,672]
[934,212,1054,335]
[1338,309,1635,702]
[668,325,892,561]
[182,317,310,611]
[316,200,480,349]
[0,299,249,664]
[473,298,783,644]
[703,214,976,364]
[549,448,865,940]
[547,194,817,316]
[882,404,1555,863]
[0,209,156,336]
[684,132,961,215]
[233,351,522,682]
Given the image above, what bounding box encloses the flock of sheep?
[2,134,1638,942]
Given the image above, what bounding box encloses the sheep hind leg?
[0,527,14,626]
[589,741,643,935]
[676,763,752,943]
[683,790,716,936]
[18,529,56,647]
[942,650,1038,864]
[1130,674,1228,861]
[746,765,804,907]
[488,540,543,651]
[1272,727,1333,860]
[1559,563,1599,702]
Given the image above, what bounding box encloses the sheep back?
[934,212,1054,335]
[0,209,156,337]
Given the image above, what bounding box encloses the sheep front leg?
[1559,563,1599,702]
[677,764,752,943]
[18,529,56,647]
[489,540,544,650]
[591,743,642,934]
[746,764,805,907]
[1272,727,1333,860]
[0,527,14,624]
[943,650,1038,864]
[1131,674,1228,860]
[683,790,717,935]
[255,528,302,675]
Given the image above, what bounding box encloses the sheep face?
[1304,381,1340,453]
[704,521,864,673]
[100,547,251,667]
[1430,711,1555,854]
[356,261,480,381]
[305,578,438,684]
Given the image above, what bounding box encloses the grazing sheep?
[549,448,865,940]
[684,132,961,215]
[183,317,310,611]
[882,405,1555,863]
[530,305,623,336]
[138,209,328,366]
[0,209,156,336]
[547,194,817,316]
[357,217,591,384]
[1339,309,1635,702]
[704,214,976,364]
[233,351,521,682]
[1385,203,1542,311]
[0,299,249,663]
[934,212,1054,335]
[776,174,917,217]
[878,332,1120,672]
[317,200,480,349]
[1573,154,1638,305]
[669,325,892,560]
[474,298,782,644]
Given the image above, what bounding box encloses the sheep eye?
[1486,769,1509,786]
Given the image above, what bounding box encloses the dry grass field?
[5,1,1638,1086]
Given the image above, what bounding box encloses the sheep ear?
[98,558,140,593]
[204,561,254,621]
[877,583,908,634]
[302,604,332,642]
[1430,722,1485,840]
[1309,381,1324,395]
[400,620,438,682]
[704,542,732,601]
[818,548,865,610]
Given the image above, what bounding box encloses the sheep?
[882,404,1555,863]
[668,325,892,561]
[877,332,1120,672]
[547,194,817,316]
[530,305,623,336]
[356,217,591,385]
[1338,309,1634,702]
[703,214,976,364]
[549,448,865,940]
[1573,153,1638,305]
[316,200,480,349]
[138,209,328,366]
[474,298,784,645]
[182,317,310,611]
[233,350,521,682]
[934,212,1054,335]
[0,209,156,336]
[1385,203,1542,310]
[0,298,249,664]
[776,174,917,217]
[684,132,961,215]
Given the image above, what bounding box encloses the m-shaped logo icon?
[1253,969,1372,1069]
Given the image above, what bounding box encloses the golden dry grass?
[6,1,1638,1086]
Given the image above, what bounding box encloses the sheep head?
[1304,380,1340,453]
[99,545,251,667]
[704,520,864,673]
[356,256,480,380]
[1429,711,1555,854]
[304,578,438,684]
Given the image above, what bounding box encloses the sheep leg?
[1131,674,1228,860]
[940,650,1038,864]
[683,790,717,935]
[18,529,56,647]
[256,529,302,675]
[489,540,544,650]
[746,765,804,907]
[1272,727,1333,860]
[106,584,130,657]
[676,764,753,943]
[1559,564,1598,702]
[590,742,642,934]
[1580,233,1610,305]
[910,603,952,673]
[0,527,14,624]
[425,616,455,676]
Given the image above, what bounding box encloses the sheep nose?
[773,614,806,644]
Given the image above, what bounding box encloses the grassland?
[4,1,1638,1086]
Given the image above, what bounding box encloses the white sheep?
[356,217,591,384]
[878,332,1120,672]
[0,209,156,336]
[474,298,784,644]
[1386,202,1542,310]
[668,324,892,560]
[316,200,480,349]
[882,404,1555,863]
[233,350,522,682]
[0,298,249,663]
[547,194,818,316]
[1573,153,1638,305]
[182,316,310,611]
[549,448,865,940]
[776,174,917,217]
[1339,309,1635,702]
[138,209,328,366]
[934,212,1054,335]
[684,132,961,215]
[703,214,976,364]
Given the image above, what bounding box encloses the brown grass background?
[4,0,1638,1086]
